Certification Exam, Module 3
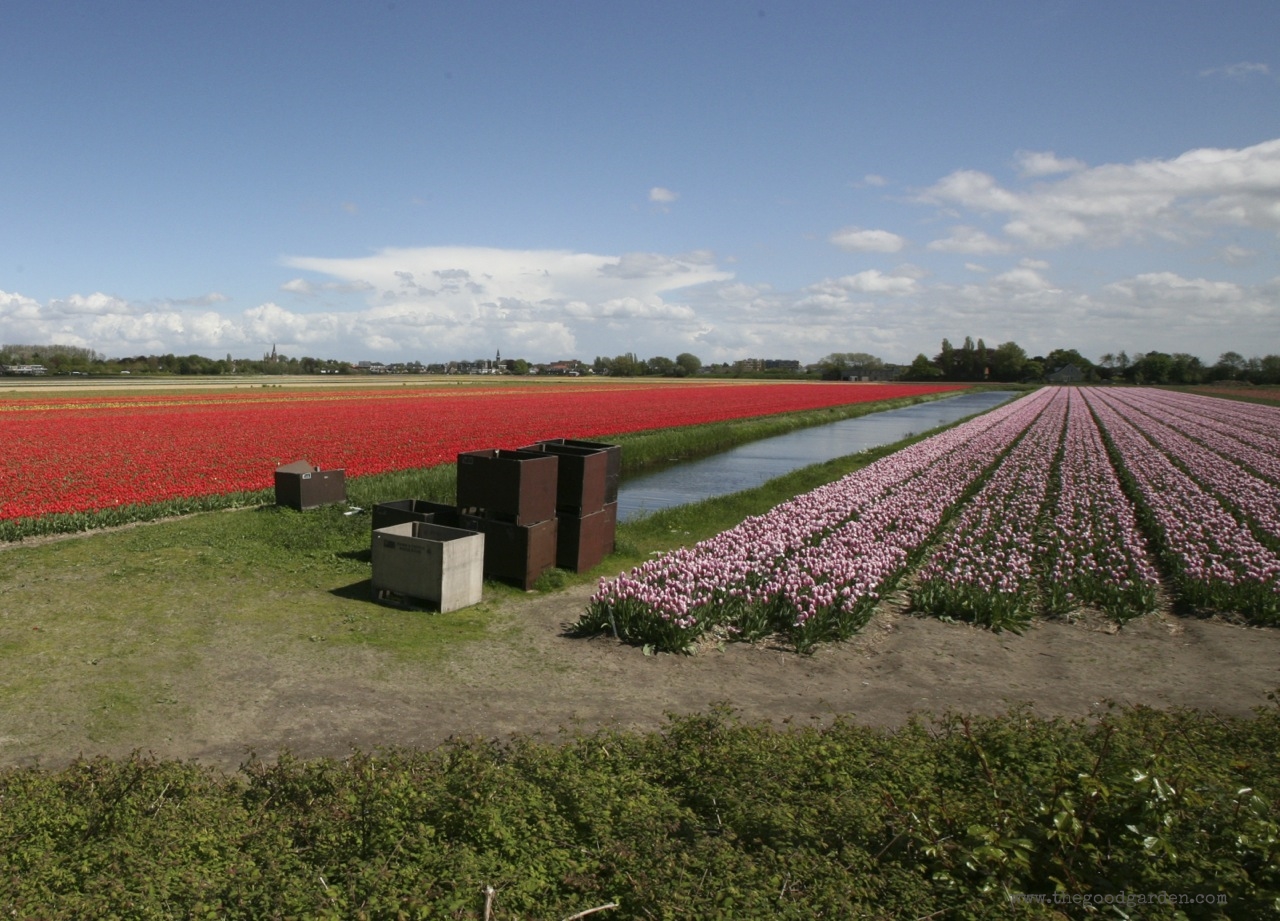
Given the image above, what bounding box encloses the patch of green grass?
[83,679,148,743]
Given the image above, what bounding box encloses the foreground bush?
[2,703,1276,919]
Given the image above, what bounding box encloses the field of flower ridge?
[581,386,1280,651]
[0,380,960,523]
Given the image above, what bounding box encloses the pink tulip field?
[580,386,1280,651]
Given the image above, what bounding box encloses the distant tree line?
[6,340,1279,385]
[898,337,1280,385]
[0,344,353,376]
[592,353,703,377]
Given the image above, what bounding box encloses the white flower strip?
[1132,389,1280,449]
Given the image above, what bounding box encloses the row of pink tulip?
[580,388,1059,651]
[914,385,1167,629]
[1100,387,1280,492]
[1092,389,1280,545]
[1080,389,1280,621]
[1039,389,1161,620]
[581,386,1280,653]
[1134,389,1280,448]
[911,389,1068,631]
[1123,389,1280,487]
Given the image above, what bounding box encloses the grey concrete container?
[371,522,485,612]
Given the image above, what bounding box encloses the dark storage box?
[274,460,347,510]
[518,442,609,516]
[371,499,461,533]
[537,439,620,503]
[556,502,617,572]
[459,513,558,590]
[456,449,558,525]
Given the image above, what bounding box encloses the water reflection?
[616,390,1018,522]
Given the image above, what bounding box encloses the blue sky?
[2,1,1278,366]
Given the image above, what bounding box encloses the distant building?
[0,364,47,375]
[1047,364,1085,384]
[846,365,903,382]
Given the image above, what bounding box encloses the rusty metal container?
[555,502,617,572]
[458,513,558,590]
[274,459,347,510]
[371,499,464,533]
[456,449,558,525]
[518,442,609,516]
[371,522,485,612]
[538,439,621,503]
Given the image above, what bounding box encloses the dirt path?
[149,584,1280,772]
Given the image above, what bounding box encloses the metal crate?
[518,441,609,516]
[538,439,620,503]
[371,499,461,534]
[555,502,617,572]
[458,513,558,590]
[274,460,347,510]
[456,448,558,525]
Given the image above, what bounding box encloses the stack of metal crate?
[518,439,619,573]
[369,440,620,602]
[455,448,560,590]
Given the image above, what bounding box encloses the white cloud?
[648,186,679,204]
[1015,150,1086,177]
[1217,244,1257,265]
[7,140,1280,369]
[1103,272,1245,305]
[829,226,907,253]
[806,270,919,298]
[1199,61,1270,79]
[920,137,1280,248]
[0,247,734,361]
[926,225,1010,254]
[161,292,230,308]
[281,277,376,296]
[991,266,1054,292]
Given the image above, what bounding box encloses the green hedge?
[2,702,1276,919]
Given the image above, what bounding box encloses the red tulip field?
[0,380,960,523]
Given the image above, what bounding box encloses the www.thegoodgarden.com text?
[1010,891,1227,908]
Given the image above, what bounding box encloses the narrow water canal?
[615,390,1018,522]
